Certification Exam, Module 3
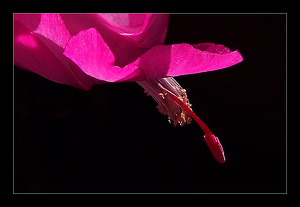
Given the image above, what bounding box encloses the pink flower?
[14,13,169,90]
[14,13,243,163]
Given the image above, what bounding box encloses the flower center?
[137,77,225,163]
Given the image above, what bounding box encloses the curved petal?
[138,43,243,80]
[14,19,90,90]
[94,13,148,34]
[14,14,72,70]
[60,14,148,68]
[63,28,143,82]
[94,13,169,48]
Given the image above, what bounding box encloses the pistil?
[137,77,225,163]
[158,83,225,163]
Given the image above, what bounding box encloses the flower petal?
[138,43,243,80]
[94,13,148,34]
[94,14,169,48]
[14,14,72,71]
[60,14,148,68]
[63,28,142,82]
[14,19,90,90]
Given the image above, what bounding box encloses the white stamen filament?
[137,77,192,127]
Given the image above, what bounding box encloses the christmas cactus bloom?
[14,13,243,163]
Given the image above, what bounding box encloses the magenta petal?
[138,43,243,79]
[94,13,149,34]
[63,28,139,82]
[94,14,169,48]
[14,19,90,90]
[14,14,72,70]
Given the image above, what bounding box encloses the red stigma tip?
[204,134,225,163]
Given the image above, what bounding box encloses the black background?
[14,14,286,193]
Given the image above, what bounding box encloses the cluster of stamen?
[138,77,192,127]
